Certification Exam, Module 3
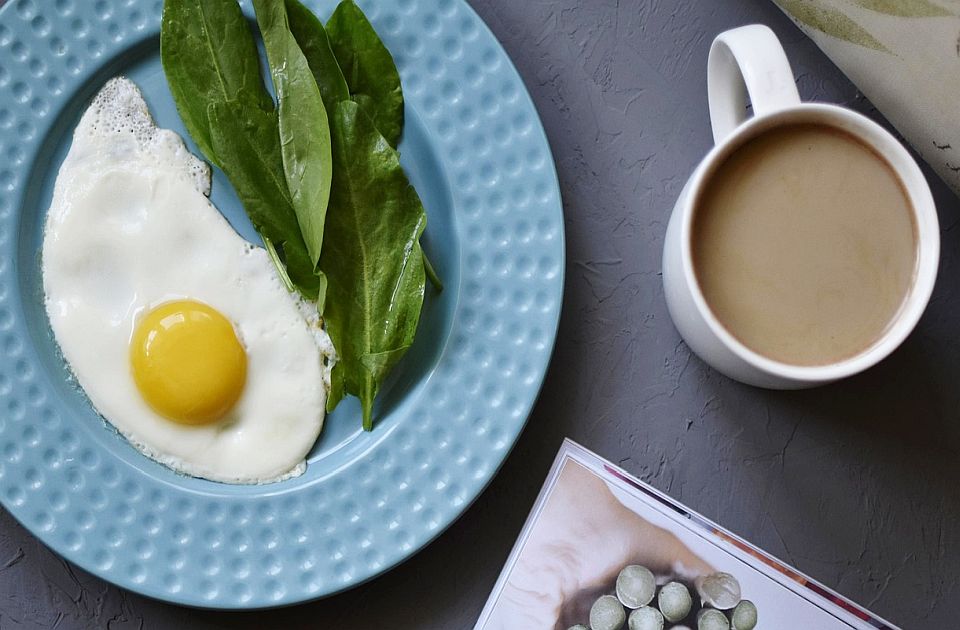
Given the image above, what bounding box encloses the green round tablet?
[567,626,589,630]
[616,565,656,608]
[590,594,627,630]
[696,572,742,610]
[658,581,693,622]
[731,600,758,630]
[627,605,664,630]
[697,608,731,630]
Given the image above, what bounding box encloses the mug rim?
[679,103,940,382]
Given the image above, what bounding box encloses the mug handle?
[707,24,801,144]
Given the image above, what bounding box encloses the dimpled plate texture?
[0,0,562,609]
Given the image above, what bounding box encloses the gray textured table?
[2,1,958,628]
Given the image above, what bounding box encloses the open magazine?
[476,440,898,630]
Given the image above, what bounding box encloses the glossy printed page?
[477,440,899,630]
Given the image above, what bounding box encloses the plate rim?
[0,0,565,608]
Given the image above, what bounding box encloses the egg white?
[42,77,334,484]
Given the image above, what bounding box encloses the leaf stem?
[423,251,443,292]
[263,234,296,293]
[362,377,374,431]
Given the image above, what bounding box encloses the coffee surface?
[692,123,917,366]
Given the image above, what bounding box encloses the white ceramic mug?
[662,24,940,389]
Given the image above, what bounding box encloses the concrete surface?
[0,0,957,628]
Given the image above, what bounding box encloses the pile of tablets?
[568,565,757,630]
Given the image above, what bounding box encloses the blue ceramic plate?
[0,0,562,608]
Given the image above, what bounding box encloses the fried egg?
[42,77,334,484]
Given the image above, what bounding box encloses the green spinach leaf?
[161,0,320,300]
[327,0,405,148]
[164,0,440,428]
[160,0,272,163]
[285,0,350,114]
[285,0,442,297]
[207,101,322,298]
[254,0,333,281]
[321,101,427,429]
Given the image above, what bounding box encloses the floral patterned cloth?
[774,0,960,196]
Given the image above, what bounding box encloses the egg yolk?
[130,300,246,425]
